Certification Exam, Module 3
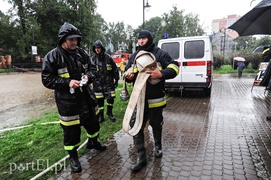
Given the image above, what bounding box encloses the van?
[157,36,213,96]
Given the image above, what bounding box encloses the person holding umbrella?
[237,61,245,78]
[234,57,245,78]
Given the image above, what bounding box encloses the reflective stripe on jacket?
[125,46,179,109]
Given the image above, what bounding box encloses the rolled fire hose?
[122,50,160,136]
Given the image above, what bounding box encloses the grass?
[213,64,258,74]
[0,68,14,73]
[0,83,132,180]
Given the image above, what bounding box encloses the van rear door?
[158,40,182,83]
[158,36,213,96]
[181,38,208,84]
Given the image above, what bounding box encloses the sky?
[0,0,262,33]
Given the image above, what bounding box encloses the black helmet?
[92,40,105,53]
[58,22,82,46]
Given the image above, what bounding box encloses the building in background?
[211,14,240,57]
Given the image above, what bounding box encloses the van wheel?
[203,87,211,97]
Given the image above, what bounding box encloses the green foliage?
[213,64,257,74]
[0,2,206,62]
[213,64,235,74]
[226,53,262,70]
[0,0,98,61]
[253,36,271,49]
[141,6,205,44]
[213,54,224,69]
[214,51,262,71]
[0,68,14,73]
[3,0,269,66]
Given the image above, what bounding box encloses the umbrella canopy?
[228,0,271,36]
[234,57,246,61]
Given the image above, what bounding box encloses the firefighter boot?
[98,110,104,123]
[68,150,82,173]
[130,133,147,172]
[106,105,116,121]
[86,136,107,151]
[153,128,163,158]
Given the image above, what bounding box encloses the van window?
[184,40,205,59]
[161,42,180,59]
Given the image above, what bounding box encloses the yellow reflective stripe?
[95,92,104,99]
[64,143,80,151]
[106,64,112,69]
[58,68,70,78]
[59,73,70,78]
[87,131,99,138]
[96,95,104,99]
[133,68,138,73]
[148,97,167,108]
[148,99,166,108]
[95,109,99,115]
[157,62,162,70]
[168,64,179,75]
[111,90,116,97]
[94,105,99,115]
[263,48,270,54]
[59,119,80,126]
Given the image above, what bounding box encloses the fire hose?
[122,50,160,136]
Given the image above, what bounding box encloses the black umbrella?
[228,0,271,36]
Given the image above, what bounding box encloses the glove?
[114,80,118,88]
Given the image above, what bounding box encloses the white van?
[157,36,213,96]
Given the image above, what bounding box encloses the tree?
[1,0,99,60]
[0,2,205,62]
[233,36,256,53]
[254,36,271,48]
[133,6,205,46]
[0,15,19,56]
[105,22,129,54]
[160,6,204,38]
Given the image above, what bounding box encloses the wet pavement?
[45,74,271,179]
[43,75,271,180]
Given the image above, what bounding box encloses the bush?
[213,54,224,69]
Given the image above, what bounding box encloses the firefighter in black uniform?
[124,30,179,171]
[91,40,119,122]
[41,22,106,173]
[261,46,271,120]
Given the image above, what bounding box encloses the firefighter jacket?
[125,45,179,109]
[41,22,98,126]
[262,47,271,62]
[91,42,119,99]
[261,46,271,86]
